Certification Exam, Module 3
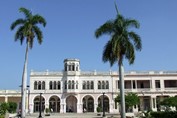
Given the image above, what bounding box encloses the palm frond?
[10,19,26,30]
[102,40,117,67]
[19,7,32,19]
[125,19,140,29]
[95,20,114,38]
[125,41,135,64]
[128,31,142,51]
[32,14,46,27]
[15,26,25,45]
[32,26,43,44]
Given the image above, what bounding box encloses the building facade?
[29,58,177,113]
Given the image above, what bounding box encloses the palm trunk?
[119,61,126,118]
[21,42,29,118]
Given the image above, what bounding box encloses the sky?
[1,0,177,89]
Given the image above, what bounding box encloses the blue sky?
[1,0,177,89]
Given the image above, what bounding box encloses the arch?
[49,95,60,112]
[33,95,45,112]
[66,95,77,113]
[82,95,94,112]
[98,95,110,112]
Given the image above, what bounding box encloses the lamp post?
[102,92,106,117]
[38,93,43,118]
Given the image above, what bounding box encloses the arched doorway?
[49,96,60,112]
[66,95,77,112]
[98,95,109,112]
[33,96,45,112]
[82,95,94,112]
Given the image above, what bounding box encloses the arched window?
[64,81,67,89]
[72,65,74,71]
[76,81,78,89]
[49,81,53,90]
[98,81,101,89]
[68,80,71,89]
[87,81,90,89]
[106,81,109,89]
[54,81,57,89]
[42,81,45,90]
[65,63,67,71]
[72,80,75,89]
[83,81,86,89]
[38,81,41,90]
[57,81,60,90]
[91,81,94,89]
[34,81,37,90]
[102,81,105,89]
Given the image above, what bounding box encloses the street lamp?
[102,92,106,117]
[38,93,43,118]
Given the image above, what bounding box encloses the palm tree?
[11,7,46,118]
[95,4,142,118]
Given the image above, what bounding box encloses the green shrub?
[151,111,177,118]
[96,106,102,112]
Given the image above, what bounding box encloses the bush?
[151,111,177,118]
[96,106,102,112]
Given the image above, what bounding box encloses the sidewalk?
[25,113,120,118]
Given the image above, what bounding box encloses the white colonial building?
[29,58,177,113]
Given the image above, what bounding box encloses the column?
[160,79,164,91]
[5,96,8,102]
[94,101,98,113]
[151,96,157,111]
[151,79,155,91]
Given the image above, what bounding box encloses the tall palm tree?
[11,7,46,118]
[95,4,142,118]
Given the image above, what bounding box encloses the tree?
[115,92,140,112]
[160,96,177,111]
[95,2,142,118]
[10,7,46,118]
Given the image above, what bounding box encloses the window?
[83,81,86,89]
[38,81,41,90]
[64,81,67,89]
[68,81,71,89]
[54,81,56,89]
[87,81,90,89]
[133,80,136,89]
[76,81,78,89]
[102,81,105,89]
[72,80,75,89]
[57,81,60,90]
[98,81,101,89]
[49,81,52,90]
[42,81,45,90]
[155,80,160,88]
[106,81,109,89]
[34,81,37,90]
[91,81,94,89]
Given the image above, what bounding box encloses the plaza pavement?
[25,113,121,118]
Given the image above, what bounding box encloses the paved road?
[25,113,120,118]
